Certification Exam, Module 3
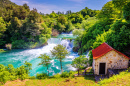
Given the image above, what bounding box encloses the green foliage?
[97,1,119,20]
[71,55,88,70]
[0,1,51,49]
[60,71,69,78]
[112,0,129,10]
[0,17,6,38]
[80,7,97,17]
[98,70,130,85]
[123,2,130,23]
[36,73,48,79]
[0,61,33,84]
[0,49,5,52]
[68,13,84,24]
[38,54,51,76]
[24,61,32,74]
[57,15,67,24]
[88,51,93,66]
[0,71,11,83]
[73,29,84,37]
[65,20,75,32]
[51,44,69,72]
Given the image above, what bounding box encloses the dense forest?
[0,0,97,49]
[72,0,130,65]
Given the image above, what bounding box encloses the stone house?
[92,43,130,75]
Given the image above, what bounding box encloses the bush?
[29,76,36,79]
[53,73,61,78]
[0,71,11,83]
[36,73,48,79]
[69,71,75,78]
[60,71,69,78]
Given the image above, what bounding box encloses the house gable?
[92,43,130,60]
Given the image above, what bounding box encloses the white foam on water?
[0,33,89,76]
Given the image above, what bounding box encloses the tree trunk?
[60,60,63,72]
[47,66,49,76]
[78,69,79,75]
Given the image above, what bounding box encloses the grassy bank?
[2,70,130,86]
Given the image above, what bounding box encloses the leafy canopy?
[51,44,69,60]
[71,55,88,69]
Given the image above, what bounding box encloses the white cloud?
[29,3,65,14]
[10,0,66,14]
[10,0,81,14]
[11,0,29,4]
[22,1,29,4]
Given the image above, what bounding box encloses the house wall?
[93,50,129,75]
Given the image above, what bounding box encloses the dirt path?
[4,79,29,86]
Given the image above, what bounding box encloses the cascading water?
[0,32,89,76]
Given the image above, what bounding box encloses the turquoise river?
[0,33,89,76]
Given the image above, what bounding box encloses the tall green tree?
[51,44,69,72]
[112,0,128,10]
[97,1,118,20]
[24,61,32,74]
[71,55,88,75]
[38,54,51,76]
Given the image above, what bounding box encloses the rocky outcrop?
[73,47,79,52]
[52,29,59,37]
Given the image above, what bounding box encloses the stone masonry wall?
[94,50,129,75]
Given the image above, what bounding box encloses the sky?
[10,0,111,14]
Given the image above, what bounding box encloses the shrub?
[36,73,48,79]
[18,74,29,80]
[29,76,36,79]
[0,71,11,83]
[53,73,61,78]
[60,71,69,78]
[69,71,75,78]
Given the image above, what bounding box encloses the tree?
[38,54,51,76]
[24,61,32,74]
[57,15,67,24]
[51,44,69,72]
[0,17,6,38]
[123,2,130,23]
[71,55,88,75]
[112,0,128,10]
[97,1,118,20]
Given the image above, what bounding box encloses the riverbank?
[0,49,6,53]
[2,70,130,86]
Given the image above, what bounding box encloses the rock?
[73,47,79,52]
[52,29,59,36]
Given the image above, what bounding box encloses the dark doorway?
[99,63,106,74]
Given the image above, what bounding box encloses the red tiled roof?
[92,42,130,59]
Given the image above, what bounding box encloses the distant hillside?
[0,0,16,7]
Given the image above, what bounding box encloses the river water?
[0,33,89,76]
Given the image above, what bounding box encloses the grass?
[2,70,130,86]
[98,70,130,86]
